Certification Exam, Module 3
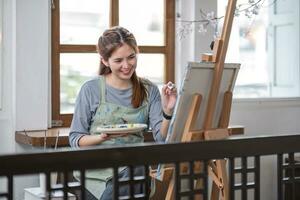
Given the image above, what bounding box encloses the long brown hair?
[97,26,148,108]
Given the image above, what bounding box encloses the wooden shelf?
[15,126,244,147]
[15,128,70,147]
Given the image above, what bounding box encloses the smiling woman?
[68,26,177,199]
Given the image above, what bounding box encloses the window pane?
[228,10,270,98]
[119,0,164,46]
[60,0,109,44]
[136,54,164,88]
[219,0,270,98]
[60,53,99,114]
[219,0,299,98]
[275,0,293,14]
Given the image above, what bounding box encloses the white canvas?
[166,62,240,143]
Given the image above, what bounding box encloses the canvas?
[166,62,240,143]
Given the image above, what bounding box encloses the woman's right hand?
[161,81,177,115]
[99,133,110,141]
[79,132,129,146]
[78,134,111,146]
[101,132,130,139]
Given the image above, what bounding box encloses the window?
[218,0,300,98]
[51,0,175,127]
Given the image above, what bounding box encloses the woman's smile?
[120,67,133,75]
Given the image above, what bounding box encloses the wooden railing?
[1,134,300,199]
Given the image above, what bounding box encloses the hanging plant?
[176,0,278,40]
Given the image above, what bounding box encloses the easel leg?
[211,182,220,200]
[205,130,229,200]
[165,177,175,200]
[182,94,202,142]
[209,161,220,200]
[216,160,228,200]
[150,167,173,200]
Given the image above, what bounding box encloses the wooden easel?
[150,0,237,199]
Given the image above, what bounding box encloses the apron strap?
[99,76,106,103]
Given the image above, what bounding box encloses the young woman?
[69,26,177,199]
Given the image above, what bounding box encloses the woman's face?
[102,43,137,81]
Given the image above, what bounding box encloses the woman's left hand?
[161,81,177,115]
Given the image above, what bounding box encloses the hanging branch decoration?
[176,0,278,40]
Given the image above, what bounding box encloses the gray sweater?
[69,77,164,147]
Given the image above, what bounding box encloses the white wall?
[175,0,217,86]
[0,0,16,154]
[175,0,195,86]
[0,0,50,133]
[0,0,299,199]
[15,0,50,131]
[14,1,50,198]
[0,0,50,199]
[0,0,16,196]
[231,99,300,136]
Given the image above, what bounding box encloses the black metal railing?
[1,134,300,200]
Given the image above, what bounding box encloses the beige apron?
[82,76,149,198]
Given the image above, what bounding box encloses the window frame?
[51,0,175,127]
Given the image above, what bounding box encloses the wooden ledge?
[15,126,244,147]
[15,128,70,148]
[228,125,244,136]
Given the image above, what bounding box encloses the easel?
[150,0,237,199]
